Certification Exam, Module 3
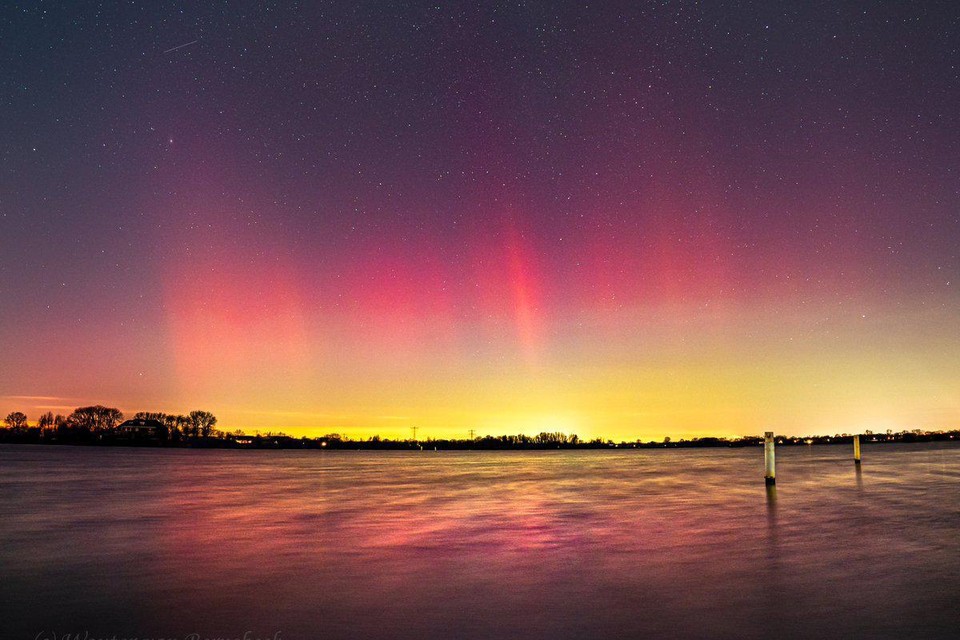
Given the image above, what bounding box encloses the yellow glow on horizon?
[4,297,958,441]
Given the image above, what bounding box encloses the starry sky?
[2,1,958,440]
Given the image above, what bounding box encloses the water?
[1,443,958,639]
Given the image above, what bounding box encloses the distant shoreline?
[1,430,957,451]
[6,407,957,451]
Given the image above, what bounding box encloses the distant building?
[115,418,165,439]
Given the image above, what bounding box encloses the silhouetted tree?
[4,411,28,432]
[37,412,55,437]
[534,431,568,445]
[134,411,168,422]
[68,406,124,433]
[169,414,189,440]
[188,410,217,438]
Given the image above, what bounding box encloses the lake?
[1,443,958,639]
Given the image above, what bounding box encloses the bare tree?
[169,414,189,440]
[534,431,568,445]
[67,406,124,433]
[188,410,217,438]
[134,411,169,422]
[3,412,28,432]
[37,412,55,436]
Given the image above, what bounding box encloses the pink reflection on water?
[3,446,959,639]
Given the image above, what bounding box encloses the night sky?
[2,1,958,439]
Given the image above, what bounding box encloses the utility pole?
[468,429,476,440]
[411,425,418,441]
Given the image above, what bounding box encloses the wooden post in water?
[853,434,861,465]
[764,431,776,485]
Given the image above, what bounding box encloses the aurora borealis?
[1,2,958,440]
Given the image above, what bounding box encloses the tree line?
[1,406,217,444]
[2,408,959,449]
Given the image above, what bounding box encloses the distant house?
[116,418,165,439]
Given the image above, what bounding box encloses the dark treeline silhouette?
[2,408,957,450]
[230,429,960,450]
[1,407,219,445]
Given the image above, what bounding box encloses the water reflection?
[764,482,780,566]
[1,444,959,640]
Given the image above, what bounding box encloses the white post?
[853,434,861,464]
[764,431,776,485]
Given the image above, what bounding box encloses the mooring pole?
[764,431,776,485]
[853,434,861,465]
